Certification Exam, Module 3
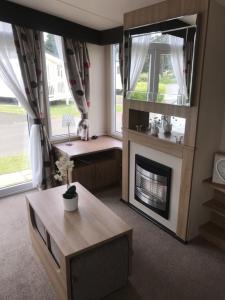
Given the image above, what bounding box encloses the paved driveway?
[0,113,29,157]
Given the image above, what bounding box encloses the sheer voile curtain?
[0,22,48,188]
[121,34,153,98]
[63,38,90,141]
[129,35,152,91]
[168,35,188,105]
[122,33,188,104]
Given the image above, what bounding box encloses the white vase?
[63,195,78,212]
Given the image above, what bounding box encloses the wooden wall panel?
[176,147,195,238]
[187,0,225,239]
[124,0,209,30]
[122,0,210,240]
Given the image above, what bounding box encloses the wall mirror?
[126,14,198,106]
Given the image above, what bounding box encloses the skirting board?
[120,198,187,244]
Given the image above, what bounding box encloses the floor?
[1,187,225,300]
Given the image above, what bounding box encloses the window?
[130,33,182,105]
[112,44,123,134]
[0,21,32,192]
[0,75,31,190]
[43,33,80,138]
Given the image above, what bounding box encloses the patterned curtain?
[184,28,195,99]
[119,42,123,87]
[63,38,90,141]
[122,32,130,99]
[12,25,53,189]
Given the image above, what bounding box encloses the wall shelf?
[201,178,225,251]
[128,128,183,145]
[125,128,184,158]
[199,222,225,251]
[203,178,225,194]
[203,199,225,218]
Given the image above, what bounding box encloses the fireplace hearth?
[135,154,172,219]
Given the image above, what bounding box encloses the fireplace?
[135,154,172,219]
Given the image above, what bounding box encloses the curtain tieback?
[31,118,42,125]
[81,113,88,119]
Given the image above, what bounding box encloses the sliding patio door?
[0,79,32,196]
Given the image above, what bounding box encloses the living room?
[1,0,225,299]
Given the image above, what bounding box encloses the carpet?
[0,187,225,300]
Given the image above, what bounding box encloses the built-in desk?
[54,136,122,192]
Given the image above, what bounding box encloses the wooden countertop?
[54,136,122,158]
[26,183,132,257]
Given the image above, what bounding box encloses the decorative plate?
[216,159,225,182]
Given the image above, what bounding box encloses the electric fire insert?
[135,154,172,219]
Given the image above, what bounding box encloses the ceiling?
[8,0,162,30]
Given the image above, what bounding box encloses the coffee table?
[26,183,132,300]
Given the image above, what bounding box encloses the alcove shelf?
[128,128,184,145]
[203,199,225,218]
[203,178,225,194]
[126,128,184,155]
[200,178,225,251]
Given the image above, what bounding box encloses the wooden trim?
[176,147,195,239]
[122,130,130,202]
[125,99,191,119]
[126,18,193,35]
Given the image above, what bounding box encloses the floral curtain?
[184,28,195,99]
[12,25,53,189]
[168,35,188,105]
[63,38,90,141]
[119,42,123,87]
[122,32,130,99]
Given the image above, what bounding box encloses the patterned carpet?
[1,187,225,300]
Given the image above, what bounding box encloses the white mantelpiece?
[129,142,182,233]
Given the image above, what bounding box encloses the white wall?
[88,43,107,137]
[105,45,113,135]
[220,118,225,151]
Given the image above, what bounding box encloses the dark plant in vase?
[63,185,77,199]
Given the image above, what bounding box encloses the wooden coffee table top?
[26,183,132,257]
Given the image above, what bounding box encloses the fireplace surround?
[129,142,182,233]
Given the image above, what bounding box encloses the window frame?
[110,44,123,139]
[145,43,175,102]
[42,32,80,143]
